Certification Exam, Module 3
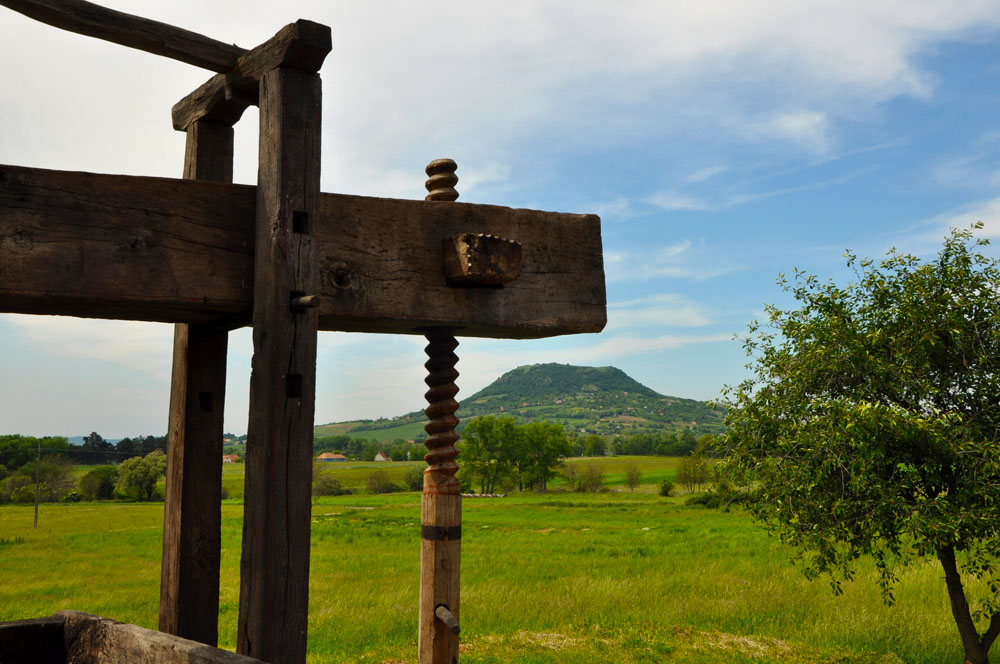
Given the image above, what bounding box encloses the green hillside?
[315,363,723,441]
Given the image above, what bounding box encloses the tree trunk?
[938,545,990,664]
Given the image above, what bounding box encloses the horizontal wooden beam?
[172,20,332,130]
[0,0,246,72]
[0,165,606,339]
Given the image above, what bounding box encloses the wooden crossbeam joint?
[172,20,332,130]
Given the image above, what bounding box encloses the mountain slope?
[316,363,723,441]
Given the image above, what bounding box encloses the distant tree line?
[313,434,423,463]
[0,432,168,505]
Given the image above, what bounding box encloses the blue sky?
[3,1,1000,437]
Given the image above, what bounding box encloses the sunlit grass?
[0,459,976,663]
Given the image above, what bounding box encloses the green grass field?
[0,457,982,663]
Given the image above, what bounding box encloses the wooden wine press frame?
[0,2,607,663]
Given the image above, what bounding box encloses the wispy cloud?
[608,294,710,329]
[647,168,870,213]
[646,191,715,211]
[1,315,175,379]
[605,242,745,283]
[923,197,1000,241]
[734,110,834,154]
[685,164,729,183]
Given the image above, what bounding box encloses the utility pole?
[33,439,40,529]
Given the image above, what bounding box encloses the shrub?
[624,463,642,491]
[685,484,747,510]
[575,465,604,493]
[80,465,119,500]
[366,469,397,495]
[61,490,82,503]
[403,466,424,492]
[658,479,673,497]
[313,465,352,497]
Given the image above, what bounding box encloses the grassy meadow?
[0,456,978,663]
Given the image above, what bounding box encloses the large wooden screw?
[419,158,462,664]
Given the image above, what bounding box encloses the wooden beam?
[0,165,607,338]
[0,0,245,72]
[171,20,331,130]
[237,67,321,664]
[159,120,232,647]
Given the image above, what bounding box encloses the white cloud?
[685,165,729,183]
[606,242,744,283]
[734,110,833,154]
[587,196,634,222]
[647,191,715,212]
[1,315,175,378]
[3,0,998,191]
[608,294,710,329]
[924,197,1000,241]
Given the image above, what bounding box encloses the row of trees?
[458,417,571,493]
[0,432,167,468]
[0,449,168,504]
[314,434,420,463]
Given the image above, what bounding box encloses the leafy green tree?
[519,420,571,491]
[80,465,119,500]
[459,416,518,494]
[721,227,1000,664]
[116,450,167,501]
[583,434,605,457]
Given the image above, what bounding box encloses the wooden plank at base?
[0,164,606,338]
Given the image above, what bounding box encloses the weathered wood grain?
[0,164,254,323]
[57,611,266,664]
[172,20,331,131]
[159,120,232,648]
[0,0,245,72]
[237,67,321,664]
[0,165,607,338]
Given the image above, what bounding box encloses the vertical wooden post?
[419,159,462,664]
[237,66,322,664]
[160,120,233,646]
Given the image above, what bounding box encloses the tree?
[583,434,605,457]
[519,421,571,491]
[675,452,707,493]
[116,450,167,501]
[623,463,642,492]
[459,416,518,494]
[721,227,1000,664]
[80,465,119,500]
